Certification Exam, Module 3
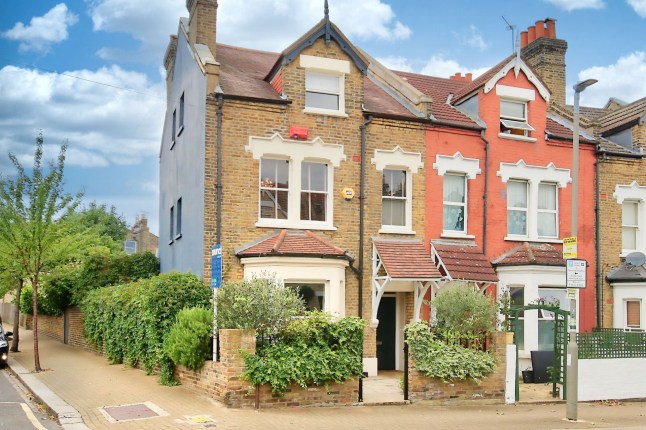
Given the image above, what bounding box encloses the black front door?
[376,296,396,370]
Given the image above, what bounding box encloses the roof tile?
[373,239,443,279]
[492,242,565,267]
[431,240,498,283]
[236,230,349,259]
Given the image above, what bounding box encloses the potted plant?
[521,367,534,383]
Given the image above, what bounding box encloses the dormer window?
[300,55,349,117]
[500,99,534,137]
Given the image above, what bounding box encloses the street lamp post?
[567,78,597,422]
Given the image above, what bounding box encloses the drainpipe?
[480,130,490,255]
[594,154,602,329]
[358,114,372,403]
[215,88,224,244]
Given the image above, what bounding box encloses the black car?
[0,325,12,368]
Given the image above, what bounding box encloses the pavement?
[4,322,646,430]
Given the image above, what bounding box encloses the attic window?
[500,100,534,137]
[300,55,349,117]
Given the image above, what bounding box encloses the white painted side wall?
[159,25,206,277]
[612,283,646,330]
[578,358,646,401]
[505,344,517,404]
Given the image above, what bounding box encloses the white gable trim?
[433,152,481,179]
[484,58,550,102]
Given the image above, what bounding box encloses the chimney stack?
[449,72,473,82]
[186,0,218,56]
[520,18,568,106]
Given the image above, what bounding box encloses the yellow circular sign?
[341,187,355,201]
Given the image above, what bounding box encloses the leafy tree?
[432,283,497,336]
[0,133,82,371]
[70,202,128,249]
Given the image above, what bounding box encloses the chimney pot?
[527,25,536,44]
[465,73,473,82]
[535,20,545,38]
[520,31,528,48]
[545,18,556,38]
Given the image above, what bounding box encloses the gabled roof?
[597,96,646,134]
[431,239,498,283]
[236,230,351,260]
[395,71,482,128]
[492,242,565,267]
[373,239,442,280]
[545,114,596,144]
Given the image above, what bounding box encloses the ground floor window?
[286,283,325,311]
[626,300,641,329]
[537,287,568,350]
[509,286,525,350]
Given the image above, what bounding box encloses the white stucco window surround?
[240,256,348,317]
[498,160,571,242]
[433,152,481,238]
[246,133,346,230]
[372,146,423,235]
[611,282,646,330]
[614,182,646,256]
[497,265,576,366]
[300,55,350,117]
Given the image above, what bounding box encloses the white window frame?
[507,179,529,237]
[381,169,409,230]
[259,157,290,221]
[247,133,345,230]
[496,84,537,143]
[498,160,571,243]
[372,146,424,235]
[124,240,137,255]
[622,200,639,254]
[537,182,559,239]
[614,182,646,256]
[300,161,329,223]
[175,197,182,240]
[443,173,467,234]
[300,55,349,117]
[178,92,185,136]
[171,109,176,149]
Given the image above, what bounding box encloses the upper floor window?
[171,109,177,146]
[124,240,137,255]
[300,55,349,117]
[178,92,185,135]
[537,183,558,238]
[260,158,289,220]
[500,99,534,137]
[443,173,466,233]
[622,200,639,251]
[247,133,345,230]
[176,197,183,239]
[499,160,570,242]
[382,169,407,227]
[301,161,328,222]
[169,205,174,244]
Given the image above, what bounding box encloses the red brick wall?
[407,331,507,403]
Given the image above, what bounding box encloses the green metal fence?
[577,330,646,359]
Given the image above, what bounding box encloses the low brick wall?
[175,329,359,408]
[37,314,65,341]
[407,331,507,404]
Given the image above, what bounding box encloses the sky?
[1,0,645,236]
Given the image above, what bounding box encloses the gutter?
[221,93,292,105]
[361,110,483,132]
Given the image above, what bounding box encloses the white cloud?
[543,0,605,10]
[216,0,410,51]
[0,65,165,169]
[568,52,646,107]
[2,3,78,53]
[376,56,414,72]
[419,55,489,79]
[453,25,488,51]
[88,0,186,62]
[627,0,646,17]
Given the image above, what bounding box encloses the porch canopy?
[431,239,498,291]
[372,238,445,328]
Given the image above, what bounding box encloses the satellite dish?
[626,251,646,267]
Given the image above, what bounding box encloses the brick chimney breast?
[186,0,218,56]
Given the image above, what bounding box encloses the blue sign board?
[211,244,222,289]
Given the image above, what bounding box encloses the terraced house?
[159,1,608,376]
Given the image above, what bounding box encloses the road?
[0,368,61,430]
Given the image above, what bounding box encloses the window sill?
[378,227,416,235]
[177,125,184,137]
[303,107,348,118]
[504,236,562,244]
[255,219,337,231]
[498,133,537,143]
[175,233,182,240]
[170,139,176,150]
[441,231,475,239]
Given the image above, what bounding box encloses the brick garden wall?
[407,331,507,403]
[23,307,93,351]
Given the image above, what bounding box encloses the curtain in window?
[305,72,340,110]
[507,181,527,235]
[626,301,641,328]
[443,174,465,231]
[260,158,289,219]
[537,183,557,237]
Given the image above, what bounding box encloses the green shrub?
[243,311,364,394]
[405,322,496,382]
[81,272,211,385]
[216,276,304,336]
[164,307,213,370]
[433,283,497,335]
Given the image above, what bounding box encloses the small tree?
[216,276,305,336]
[0,133,82,371]
[433,283,497,336]
[164,307,213,370]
